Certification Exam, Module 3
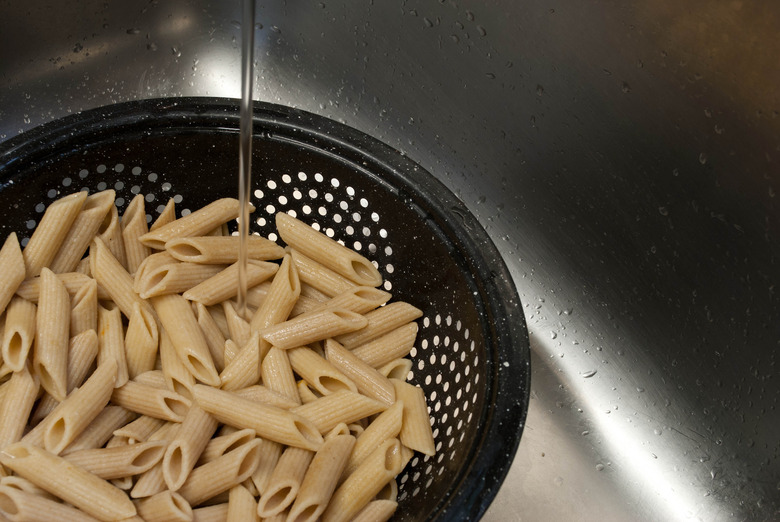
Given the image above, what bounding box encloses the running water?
[236,0,255,318]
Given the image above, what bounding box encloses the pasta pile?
[0,190,435,522]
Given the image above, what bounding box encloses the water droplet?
[485,72,496,79]
[466,10,475,21]
[699,152,708,165]
[654,428,662,435]
[450,35,460,44]
[658,206,668,216]
[536,85,544,96]
[477,25,487,36]
[581,370,597,378]
[424,17,433,28]
[550,331,557,339]
[126,28,141,35]
[595,463,605,471]
[553,476,564,486]
[621,82,631,93]
[581,430,590,436]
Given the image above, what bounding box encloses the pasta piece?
[297,380,320,404]
[221,300,250,348]
[125,301,160,379]
[177,438,262,507]
[291,389,386,435]
[75,256,91,275]
[97,204,128,269]
[219,331,265,391]
[159,328,196,399]
[121,194,152,274]
[226,484,257,522]
[292,285,391,317]
[222,339,240,368]
[22,191,87,278]
[287,345,357,396]
[193,302,226,372]
[351,499,397,522]
[192,503,229,522]
[63,440,166,479]
[0,485,101,522]
[197,429,256,466]
[392,378,436,456]
[298,283,331,303]
[49,190,115,273]
[276,212,382,286]
[98,303,129,387]
[162,405,219,491]
[90,237,154,320]
[113,415,166,443]
[0,233,25,316]
[247,438,282,497]
[133,369,167,388]
[255,446,314,518]
[335,302,422,349]
[39,359,118,454]
[1,297,36,372]
[286,434,356,522]
[324,338,395,405]
[139,198,250,250]
[33,268,70,400]
[151,293,221,386]
[233,384,299,409]
[183,260,278,306]
[261,347,300,404]
[288,248,356,298]
[207,304,230,339]
[375,478,398,501]
[131,424,180,499]
[377,357,413,380]
[0,365,39,449]
[321,438,404,522]
[111,380,191,422]
[350,322,419,368]
[260,308,367,350]
[192,385,322,451]
[61,406,136,455]
[133,252,177,294]
[137,260,227,299]
[70,278,97,336]
[166,235,284,264]
[0,442,137,521]
[15,271,109,303]
[150,198,176,232]
[135,490,193,522]
[245,281,270,309]
[342,400,403,478]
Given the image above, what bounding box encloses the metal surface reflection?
[0,0,778,520]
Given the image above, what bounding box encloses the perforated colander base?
[0,98,530,521]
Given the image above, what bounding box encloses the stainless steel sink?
[1,1,777,520]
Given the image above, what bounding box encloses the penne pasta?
[49,190,115,274]
[97,204,128,269]
[261,347,300,405]
[140,198,250,250]
[292,285,391,317]
[159,328,196,399]
[133,252,177,294]
[121,194,152,274]
[350,499,398,522]
[0,233,25,316]
[276,212,382,287]
[135,490,193,522]
[260,308,367,350]
[342,400,404,479]
[125,301,160,379]
[1,296,37,372]
[22,191,87,278]
[197,429,256,466]
[288,248,356,298]
[226,484,256,522]
[297,380,320,404]
[113,415,167,443]
[137,260,226,299]
[221,300,251,348]
[0,442,138,521]
[324,338,395,405]
[15,271,109,303]
[233,384,300,410]
[219,331,265,391]
[391,378,436,456]
[166,235,284,264]
[111,379,191,422]
[61,405,136,456]
[150,198,176,232]
[70,278,98,336]
[287,345,357,396]
[0,364,39,450]
[350,322,419,368]
[291,389,387,435]
[377,357,413,380]
[0,485,101,522]
[63,440,166,479]
[33,267,70,401]
[248,438,283,496]
[90,237,154,320]
[335,301,423,349]
[98,303,129,387]
[193,302,226,372]
[183,260,278,306]
[192,503,229,522]
[255,446,314,518]
[162,405,219,491]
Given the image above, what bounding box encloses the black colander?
[0,98,530,521]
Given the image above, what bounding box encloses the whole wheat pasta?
[97,204,128,269]
[294,285,391,317]
[97,303,129,387]
[61,406,136,455]
[184,259,278,306]
[342,400,403,479]
[0,233,25,316]
[375,477,398,501]
[133,370,167,389]
[137,260,226,299]
[197,429,256,466]
[121,194,152,274]
[133,252,177,294]
[192,385,322,451]
[0,442,138,521]
[177,438,262,507]
[75,256,91,275]
[139,198,250,250]
[392,378,436,456]
[150,198,176,232]
[63,440,166,479]
[350,322,419,368]
[288,249,356,298]
[167,235,285,264]
[248,438,282,496]
[255,446,314,518]
[222,339,240,368]
[276,212,382,287]
[192,302,226,372]
[324,338,395,405]
[298,283,331,303]
[151,293,220,387]
[125,301,160,379]
[286,434,356,522]
[159,328,196,399]
[0,485,101,522]
[49,190,115,273]
[219,331,265,391]
[70,278,97,336]
[291,390,386,435]
[0,365,39,449]
[245,280,270,309]
[1,296,36,372]
[162,405,219,491]
[287,345,357,396]
[351,499,398,522]
[114,415,167,443]
[111,379,191,422]
[191,503,229,522]
[377,357,413,380]
[261,347,300,404]
[226,484,256,522]
[207,304,230,339]
[90,237,154,320]
[221,300,250,348]
[15,271,109,303]
[135,490,193,522]
[335,301,422,349]
[22,191,87,278]
[260,308,367,350]
[233,385,300,410]
[296,380,320,404]
[33,267,70,401]
[0,475,57,500]
[130,423,180,499]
